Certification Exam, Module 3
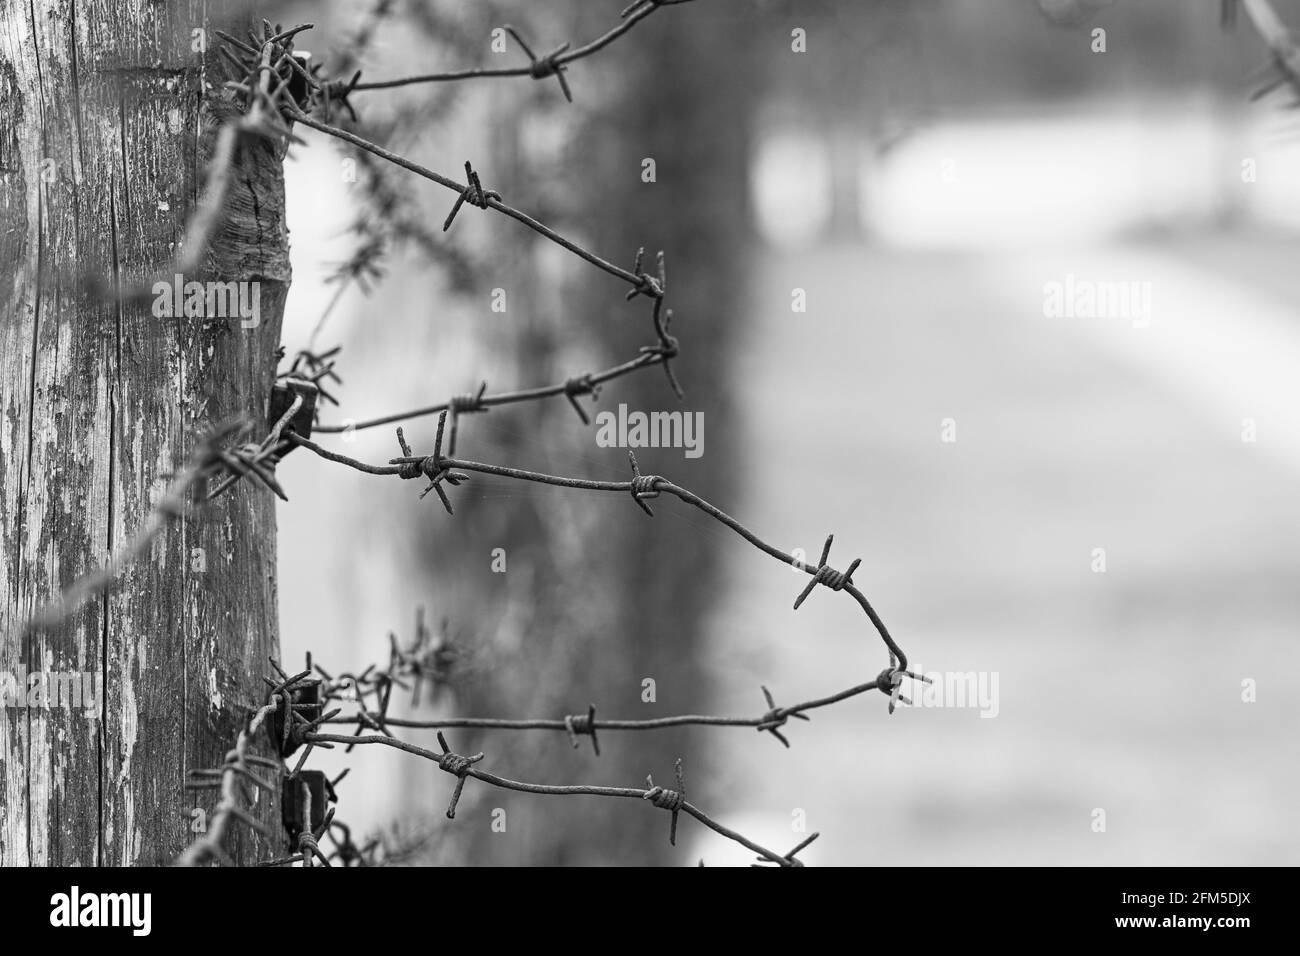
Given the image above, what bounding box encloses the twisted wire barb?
[644,758,686,845]
[443,161,502,231]
[292,787,335,867]
[389,609,460,708]
[793,534,861,610]
[280,345,343,409]
[753,832,820,868]
[203,390,303,502]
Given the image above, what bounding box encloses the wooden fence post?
[0,2,289,865]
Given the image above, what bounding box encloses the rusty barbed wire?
[258,806,404,868]
[312,277,678,434]
[178,651,837,867]
[101,21,689,450]
[287,411,919,681]
[285,106,671,300]
[177,664,308,866]
[301,0,398,123]
[175,660,374,868]
[314,607,462,713]
[272,19,689,441]
[299,815,434,867]
[50,0,1300,871]
[202,386,306,501]
[180,659,385,867]
[388,607,462,708]
[348,0,697,97]
[225,22,685,320]
[320,669,928,751]
[174,595,925,866]
[303,728,808,866]
[278,344,343,411]
[67,7,920,869]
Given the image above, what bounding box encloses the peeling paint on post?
[0,2,289,864]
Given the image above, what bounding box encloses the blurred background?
[269,0,1300,864]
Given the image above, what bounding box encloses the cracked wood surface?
[0,1,289,864]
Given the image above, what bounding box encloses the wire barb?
[644,758,687,846]
[792,534,862,610]
[435,732,486,819]
[390,412,470,513]
[625,246,665,301]
[504,25,573,101]
[754,685,812,748]
[877,666,933,715]
[627,450,664,516]
[564,703,601,755]
[443,160,502,232]
[446,381,489,456]
[562,374,601,425]
[753,832,820,868]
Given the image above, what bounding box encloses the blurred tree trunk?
[421,1,758,865]
[0,1,287,864]
[584,2,758,860]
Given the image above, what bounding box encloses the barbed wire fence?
[20,0,1294,869]
[15,0,934,867]
[24,0,1299,868]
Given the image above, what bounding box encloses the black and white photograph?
[0,0,1290,926]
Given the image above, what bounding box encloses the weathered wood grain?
[0,1,289,865]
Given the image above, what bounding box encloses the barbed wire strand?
[350,0,697,94]
[320,671,929,753]
[314,338,673,433]
[203,389,304,500]
[286,417,916,682]
[304,730,812,866]
[177,655,826,867]
[74,10,907,869]
[288,0,679,348]
[285,108,663,299]
[65,2,1300,870]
